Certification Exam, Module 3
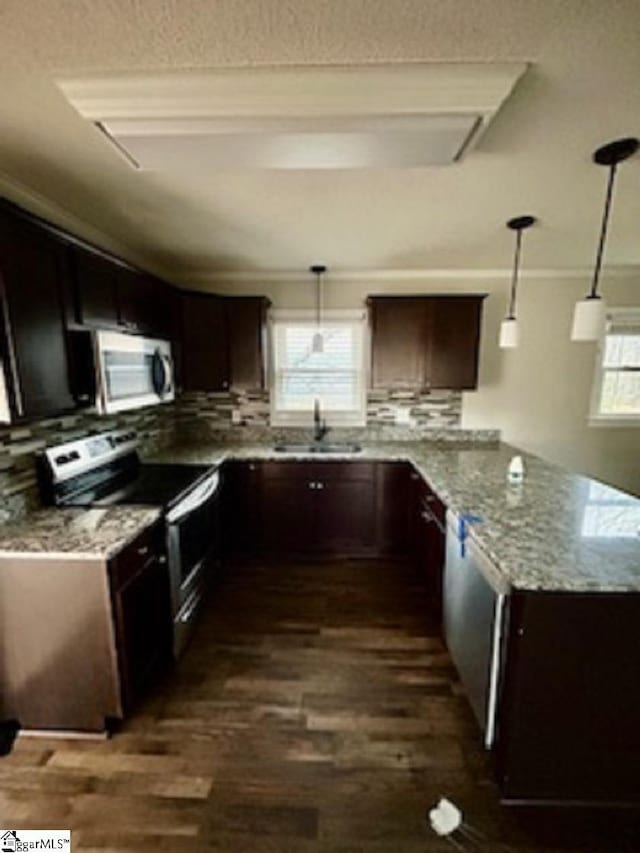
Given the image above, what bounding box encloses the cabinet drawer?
[110,522,165,590]
[261,461,313,481]
[314,461,375,482]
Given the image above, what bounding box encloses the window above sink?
[269,309,367,427]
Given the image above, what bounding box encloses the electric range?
[38,429,221,656]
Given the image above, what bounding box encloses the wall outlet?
[395,407,414,426]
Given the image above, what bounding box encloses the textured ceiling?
[0,0,639,282]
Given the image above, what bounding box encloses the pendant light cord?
[508,228,523,319]
[590,163,617,299]
[316,269,322,329]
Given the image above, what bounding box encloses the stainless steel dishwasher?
[443,509,509,748]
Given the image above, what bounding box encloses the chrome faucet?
[313,398,329,443]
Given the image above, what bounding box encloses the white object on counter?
[507,454,525,485]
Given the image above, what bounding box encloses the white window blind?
[590,309,640,424]
[270,310,366,426]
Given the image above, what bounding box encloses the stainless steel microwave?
[95,330,174,414]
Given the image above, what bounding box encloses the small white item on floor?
[429,797,462,836]
[507,454,525,485]
[428,798,485,849]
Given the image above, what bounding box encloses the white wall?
[189,271,640,496]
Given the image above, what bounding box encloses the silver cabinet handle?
[308,481,316,489]
[317,482,325,490]
[158,555,167,565]
[137,545,149,556]
[425,494,437,503]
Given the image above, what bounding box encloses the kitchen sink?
[273,443,362,454]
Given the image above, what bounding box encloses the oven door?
[166,470,221,617]
[95,330,175,414]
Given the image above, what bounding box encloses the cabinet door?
[117,268,156,334]
[314,462,377,555]
[497,593,640,804]
[226,297,267,391]
[410,473,446,611]
[260,462,315,554]
[370,297,428,389]
[375,462,411,554]
[0,213,75,418]
[221,461,262,558]
[181,291,229,391]
[428,296,484,389]
[110,527,171,712]
[70,247,120,328]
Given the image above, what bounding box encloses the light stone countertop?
[0,439,637,590]
[147,440,640,593]
[0,505,162,559]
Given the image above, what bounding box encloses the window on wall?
[270,309,367,426]
[590,308,640,425]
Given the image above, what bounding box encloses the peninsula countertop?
[147,440,640,593]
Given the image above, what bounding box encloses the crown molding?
[175,266,640,286]
[58,63,528,121]
[0,168,172,280]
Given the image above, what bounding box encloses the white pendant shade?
[571,297,606,341]
[499,318,519,349]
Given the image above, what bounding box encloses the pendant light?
[310,264,326,353]
[571,137,639,341]
[499,215,536,349]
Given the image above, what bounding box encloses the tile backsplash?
[175,388,462,431]
[0,389,496,523]
[171,389,500,447]
[0,404,177,522]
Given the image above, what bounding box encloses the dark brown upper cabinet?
[116,269,175,340]
[225,296,269,391]
[369,294,486,391]
[69,247,174,340]
[180,291,229,392]
[117,267,155,334]
[69,246,120,329]
[179,291,269,393]
[0,209,76,419]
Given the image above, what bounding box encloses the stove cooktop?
[62,463,215,510]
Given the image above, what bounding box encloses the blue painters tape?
[458,513,484,558]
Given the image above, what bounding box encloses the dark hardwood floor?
[2,558,640,851]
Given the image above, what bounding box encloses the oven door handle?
[166,471,220,524]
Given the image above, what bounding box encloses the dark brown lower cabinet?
[109,523,172,712]
[260,461,377,556]
[223,460,431,560]
[314,462,377,555]
[222,461,262,557]
[495,590,640,806]
[375,462,411,554]
[410,470,446,610]
[260,462,316,554]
